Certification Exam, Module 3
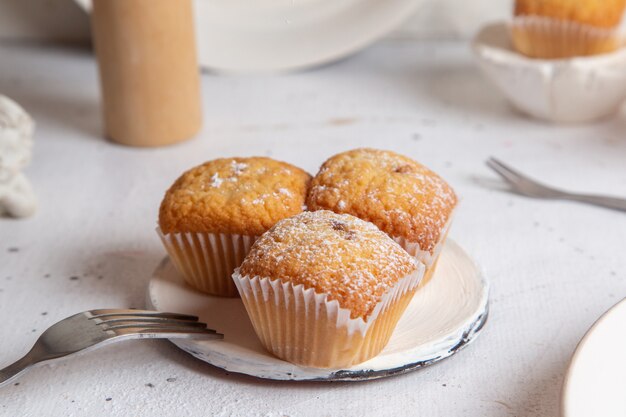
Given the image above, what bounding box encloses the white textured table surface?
[1,41,626,417]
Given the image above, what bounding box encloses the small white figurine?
[0,95,37,218]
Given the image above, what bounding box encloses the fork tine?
[487,158,527,180]
[142,328,222,338]
[486,158,522,186]
[487,157,522,177]
[88,309,198,321]
[114,327,223,339]
[94,316,202,325]
[104,321,211,331]
[487,156,519,175]
[142,327,219,335]
[488,157,557,190]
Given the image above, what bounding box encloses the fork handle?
[563,194,626,213]
[0,348,41,387]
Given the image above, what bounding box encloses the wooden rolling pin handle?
[91,0,202,147]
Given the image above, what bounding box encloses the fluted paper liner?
[511,16,622,59]
[393,211,454,288]
[157,227,257,297]
[232,265,425,369]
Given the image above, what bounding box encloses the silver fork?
[486,158,626,212]
[0,309,222,388]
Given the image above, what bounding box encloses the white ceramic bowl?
[472,22,626,123]
[75,0,422,73]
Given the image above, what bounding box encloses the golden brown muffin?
[307,147,456,258]
[234,210,423,368]
[239,210,418,319]
[515,0,626,28]
[158,157,311,297]
[512,0,626,58]
[159,157,311,236]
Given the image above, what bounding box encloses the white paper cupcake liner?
[157,227,257,297]
[511,16,622,59]
[392,210,455,286]
[232,264,425,369]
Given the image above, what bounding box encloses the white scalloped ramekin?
[472,22,626,123]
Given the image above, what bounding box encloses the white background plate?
[74,0,422,73]
[148,239,489,381]
[562,298,626,417]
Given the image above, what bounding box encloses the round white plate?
[562,298,626,417]
[148,239,489,381]
[74,0,422,73]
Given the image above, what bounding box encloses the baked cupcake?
[233,210,424,368]
[158,157,311,297]
[306,148,457,288]
[512,0,626,58]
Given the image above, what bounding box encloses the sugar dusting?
[231,160,248,175]
[252,194,270,205]
[307,149,457,252]
[239,210,418,319]
[206,160,300,205]
[209,160,248,188]
[209,173,223,188]
[160,157,311,235]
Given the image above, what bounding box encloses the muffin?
[158,157,311,297]
[233,210,424,368]
[512,0,626,58]
[306,148,457,288]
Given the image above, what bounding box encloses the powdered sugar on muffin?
[239,210,418,319]
[159,157,311,235]
[306,149,457,253]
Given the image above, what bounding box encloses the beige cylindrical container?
[91,0,202,147]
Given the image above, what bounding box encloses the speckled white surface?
[1,40,626,417]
